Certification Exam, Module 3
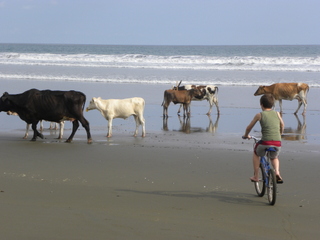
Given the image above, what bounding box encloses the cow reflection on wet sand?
[162,115,219,134]
[282,114,306,141]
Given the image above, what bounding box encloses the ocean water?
[0,43,320,87]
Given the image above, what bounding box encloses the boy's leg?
[251,153,260,182]
[271,158,281,178]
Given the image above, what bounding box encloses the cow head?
[254,86,266,96]
[86,97,99,112]
[191,88,203,99]
[0,92,12,112]
[194,87,208,99]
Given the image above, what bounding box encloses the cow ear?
[1,92,8,100]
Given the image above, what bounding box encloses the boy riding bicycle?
[243,94,285,183]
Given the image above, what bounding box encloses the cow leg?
[183,103,190,118]
[23,123,30,139]
[31,121,43,141]
[66,120,80,143]
[207,99,213,116]
[134,114,145,137]
[215,102,220,115]
[133,115,139,137]
[295,95,307,115]
[39,120,43,131]
[136,113,146,137]
[49,122,58,130]
[164,106,168,118]
[294,99,303,115]
[78,117,92,143]
[162,117,168,131]
[278,100,283,113]
[182,104,186,117]
[141,116,146,137]
[302,98,307,115]
[207,97,220,115]
[214,98,220,115]
[57,121,64,139]
[107,118,113,138]
[177,104,183,116]
[163,101,170,118]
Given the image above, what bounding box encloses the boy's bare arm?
[243,113,261,138]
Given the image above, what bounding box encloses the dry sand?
[0,80,320,240]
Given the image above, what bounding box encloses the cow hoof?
[87,138,92,144]
[65,139,72,143]
[31,138,36,141]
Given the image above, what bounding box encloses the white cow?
[27,121,65,139]
[86,97,146,137]
[7,111,64,139]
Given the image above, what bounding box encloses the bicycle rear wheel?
[254,164,266,197]
[267,170,277,205]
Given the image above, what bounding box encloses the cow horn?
[177,80,182,88]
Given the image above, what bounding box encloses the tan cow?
[162,89,202,118]
[86,97,145,138]
[6,111,65,139]
[254,83,309,115]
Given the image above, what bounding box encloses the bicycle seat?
[265,147,276,152]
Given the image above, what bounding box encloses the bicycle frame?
[260,148,276,187]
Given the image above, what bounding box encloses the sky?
[0,0,319,45]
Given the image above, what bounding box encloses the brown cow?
[161,89,202,118]
[254,83,309,115]
[172,84,220,115]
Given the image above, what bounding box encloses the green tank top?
[260,110,281,141]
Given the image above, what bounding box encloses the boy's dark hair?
[260,94,275,108]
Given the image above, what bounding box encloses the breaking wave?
[1,52,320,72]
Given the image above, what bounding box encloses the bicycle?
[243,136,277,205]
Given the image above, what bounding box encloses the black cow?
[0,89,92,143]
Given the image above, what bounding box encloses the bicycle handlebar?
[242,136,259,143]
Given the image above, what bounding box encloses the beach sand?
[0,80,320,240]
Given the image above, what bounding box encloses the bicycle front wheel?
[267,170,277,205]
[254,164,266,197]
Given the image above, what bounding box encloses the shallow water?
[0,80,319,145]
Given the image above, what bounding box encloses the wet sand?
[0,80,320,239]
